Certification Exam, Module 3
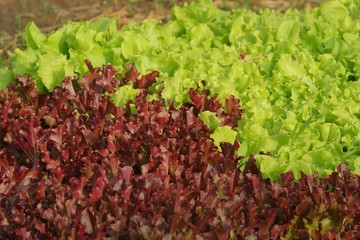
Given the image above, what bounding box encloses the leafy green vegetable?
[12,48,39,76]
[25,22,46,50]
[210,126,238,150]
[110,84,140,107]
[37,52,74,91]
[4,18,121,92]
[0,68,15,89]
[199,111,221,131]
[2,0,360,180]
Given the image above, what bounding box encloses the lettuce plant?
[1,63,359,239]
[2,0,360,179]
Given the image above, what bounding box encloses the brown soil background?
[0,0,321,34]
[0,0,178,35]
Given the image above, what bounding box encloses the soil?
[0,0,178,35]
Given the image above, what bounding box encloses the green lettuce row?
[2,0,360,180]
[3,17,123,92]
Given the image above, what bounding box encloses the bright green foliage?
[210,126,238,150]
[0,68,15,89]
[2,0,360,179]
[199,111,238,151]
[9,18,123,92]
[25,22,46,50]
[198,111,221,131]
[110,84,140,107]
[37,52,74,92]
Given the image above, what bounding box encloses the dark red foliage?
[123,63,159,89]
[0,63,359,239]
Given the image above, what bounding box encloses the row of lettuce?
[1,0,360,179]
[1,64,359,239]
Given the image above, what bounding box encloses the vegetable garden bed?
[0,0,359,238]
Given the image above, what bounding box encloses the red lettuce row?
[0,63,359,239]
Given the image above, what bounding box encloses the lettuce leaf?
[198,111,221,131]
[210,126,238,150]
[0,68,16,89]
[2,0,360,180]
[25,22,46,50]
[37,52,74,91]
[111,84,140,107]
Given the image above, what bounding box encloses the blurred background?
[0,0,324,67]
